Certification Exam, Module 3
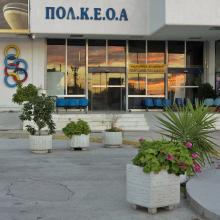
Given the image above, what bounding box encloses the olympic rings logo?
[4,45,28,88]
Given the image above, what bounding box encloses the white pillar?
[206,40,215,88]
[32,39,47,89]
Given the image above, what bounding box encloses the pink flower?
[139,138,145,142]
[193,163,202,173]
[192,153,199,159]
[166,154,174,161]
[185,142,193,149]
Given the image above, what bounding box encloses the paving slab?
[0,138,204,220]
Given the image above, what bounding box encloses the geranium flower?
[166,154,174,161]
[185,142,193,149]
[139,137,145,142]
[192,153,199,159]
[193,163,202,173]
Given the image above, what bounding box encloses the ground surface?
[0,138,205,220]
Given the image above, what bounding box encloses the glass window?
[168,41,185,67]
[128,73,146,95]
[88,40,106,66]
[108,40,126,67]
[168,73,201,103]
[128,73,165,96]
[147,74,165,96]
[47,39,66,96]
[129,40,146,64]
[186,42,203,67]
[67,40,86,95]
[147,41,165,64]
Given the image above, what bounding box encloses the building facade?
[0,0,220,111]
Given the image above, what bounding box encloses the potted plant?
[20,94,56,154]
[63,119,91,150]
[12,83,39,105]
[127,140,195,214]
[157,102,218,173]
[104,115,123,147]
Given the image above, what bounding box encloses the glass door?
[89,71,125,111]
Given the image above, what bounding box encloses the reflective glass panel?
[216,41,220,96]
[67,40,86,95]
[168,41,185,67]
[88,40,106,66]
[47,39,66,96]
[129,40,146,64]
[128,73,146,95]
[108,40,126,67]
[147,41,165,64]
[186,41,203,67]
[168,73,201,103]
[147,74,165,96]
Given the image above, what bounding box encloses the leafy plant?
[197,83,216,101]
[12,83,39,105]
[63,119,91,138]
[106,115,122,132]
[133,140,194,176]
[20,94,56,136]
[156,102,218,167]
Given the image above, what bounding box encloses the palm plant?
[156,103,218,167]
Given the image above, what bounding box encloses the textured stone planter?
[29,135,52,154]
[104,132,123,147]
[70,134,90,149]
[127,164,180,214]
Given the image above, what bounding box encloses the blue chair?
[144,98,154,110]
[204,98,214,107]
[56,98,67,113]
[163,99,172,108]
[56,98,66,107]
[175,98,185,107]
[67,99,80,108]
[79,98,89,108]
[153,98,163,108]
[214,98,220,107]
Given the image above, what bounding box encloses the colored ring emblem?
[4,45,20,58]
[3,45,28,88]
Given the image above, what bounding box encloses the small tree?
[20,94,56,136]
[12,83,39,105]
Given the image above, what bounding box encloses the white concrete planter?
[104,132,123,146]
[70,134,90,149]
[29,135,52,154]
[127,164,180,214]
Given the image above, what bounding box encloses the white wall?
[165,0,220,26]
[30,0,148,36]
[148,0,165,35]
[0,38,46,111]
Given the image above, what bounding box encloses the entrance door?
[89,68,126,111]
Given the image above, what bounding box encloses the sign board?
[30,0,148,35]
[129,64,167,74]
[0,0,29,34]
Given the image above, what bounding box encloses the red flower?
[166,154,174,161]
[185,142,193,149]
[193,163,202,173]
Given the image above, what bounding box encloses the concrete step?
[52,113,149,131]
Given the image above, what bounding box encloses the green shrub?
[156,102,218,167]
[63,119,91,138]
[12,84,39,105]
[20,94,56,136]
[197,83,216,101]
[133,140,194,176]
